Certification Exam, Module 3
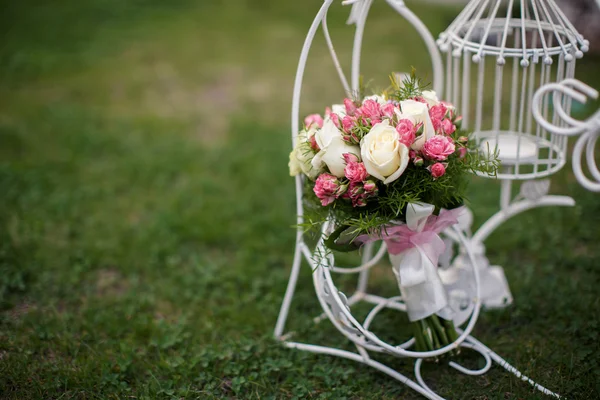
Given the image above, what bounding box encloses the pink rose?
[304,114,324,129]
[344,161,368,183]
[381,103,396,119]
[344,98,357,116]
[429,163,446,178]
[422,135,456,161]
[429,104,447,121]
[458,147,467,159]
[313,173,341,206]
[356,99,381,121]
[441,118,456,135]
[309,135,320,151]
[396,119,416,147]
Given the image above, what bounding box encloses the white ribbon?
[387,202,457,322]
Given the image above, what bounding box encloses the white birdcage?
[437,0,589,180]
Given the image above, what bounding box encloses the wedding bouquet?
[289,72,499,353]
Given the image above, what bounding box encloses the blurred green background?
[1,0,599,399]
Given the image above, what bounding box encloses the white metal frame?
[274,1,577,398]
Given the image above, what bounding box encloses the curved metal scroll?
[532,78,600,192]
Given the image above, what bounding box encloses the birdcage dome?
[438,0,589,66]
[436,0,588,180]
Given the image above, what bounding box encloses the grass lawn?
[1,0,599,398]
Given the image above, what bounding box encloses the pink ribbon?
[356,206,464,288]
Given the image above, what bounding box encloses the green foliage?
[387,67,430,102]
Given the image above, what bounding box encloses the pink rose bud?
[336,182,349,197]
[429,162,446,178]
[422,135,456,161]
[330,113,341,128]
[304,113,324,129]
[343,152,360,164]
[415,122,424,136]
[313,173,340,206]
[381,103,396,119]
[458,136,468,143]
[453,115,463,128]
[350,181,364,197]
[429,103,448,133]
[344,98,357,116]
[342,115,356,133]
[363,180,378,194]
[409,150,417,158]
[442,118,456,135]
[396,119,416,147]
[353,196,367,207]
[458,147,468,159]
[413,156,424,166]
[309,135,320,151]
[347,182,368,207]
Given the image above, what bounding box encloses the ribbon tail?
[390,242,453,322]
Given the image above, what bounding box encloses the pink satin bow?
[356,206,464,258]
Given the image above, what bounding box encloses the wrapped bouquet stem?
[290,71,498,355]
[357,202,462,353]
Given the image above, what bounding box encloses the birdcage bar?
[461,50,471,130]
[446,49,453,103]
[453,55,460,107]
[323,9,351,95]
[475,56,485,133]
[509,36,519,131]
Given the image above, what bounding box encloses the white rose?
[312,119,359,177]
[399,99,436,151]
[421,90,440,107]
[360,120,409,184]
[289,126,321,179]
[363,94,386,105]
[288,149,302,176]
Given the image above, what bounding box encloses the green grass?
[1,0,599,398]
